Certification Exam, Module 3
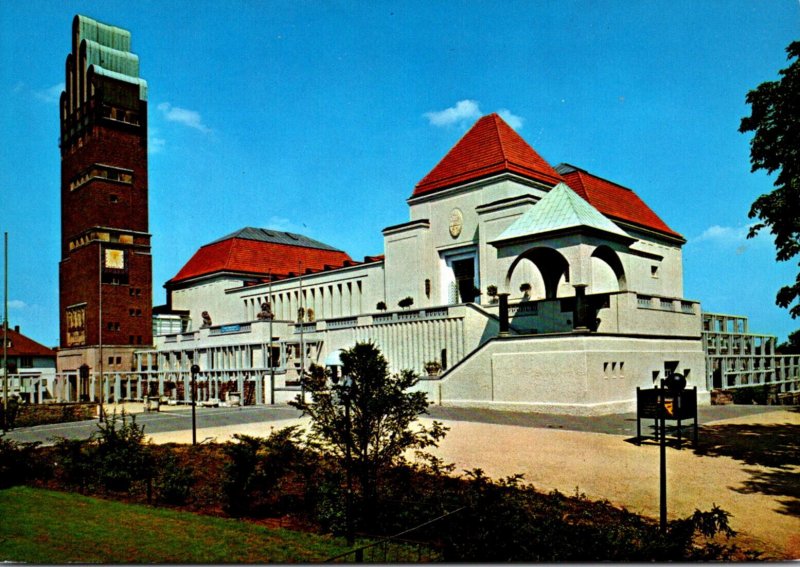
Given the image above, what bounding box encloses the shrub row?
[0,421,757,561]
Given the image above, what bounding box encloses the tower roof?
[169,227,353,284]
[412,113,563,197]
[494,182,633,244]
[74,14,147,101]
[556,164,682,240]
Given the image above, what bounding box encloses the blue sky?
[1,0,798,347]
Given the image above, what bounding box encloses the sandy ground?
[125,403,799,559]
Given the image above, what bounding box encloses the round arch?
[506,247,571,300]
[590,245,627,293]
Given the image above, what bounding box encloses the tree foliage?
[739,40,800,317]
[290,341,447,527]
[776,328,800,354]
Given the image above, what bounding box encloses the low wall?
[11,402,98,428]
[417,332,709,416]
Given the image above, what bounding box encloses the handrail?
[325,506,466,563]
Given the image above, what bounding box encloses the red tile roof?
[413,113,564,197]
[558,165,682,240]
[4,327,56,358]
[169,235,353,284]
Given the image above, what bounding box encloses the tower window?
[69,164,134,191]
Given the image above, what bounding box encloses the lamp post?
[331,368,354,547]
[269,271,275,405]
[98,241,105,422]
[190,363,200,445]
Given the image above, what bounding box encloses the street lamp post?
[269,271,275,405]
[190,364,200,445]
[98,242,104,421]
[331,368,355,547]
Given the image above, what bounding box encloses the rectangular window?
[69,163,134,191]
[20,357,33,368]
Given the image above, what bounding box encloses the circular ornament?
[449,208,464,238]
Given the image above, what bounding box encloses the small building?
[1,326,57,403]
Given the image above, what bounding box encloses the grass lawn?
[0,486,354,563]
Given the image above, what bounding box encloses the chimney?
[14,325,19,333]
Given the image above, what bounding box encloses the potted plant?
[487,284,498,304]
[398,296,414,310]
[376,301,387,312]
[520,282,532,299]
[424,360,442,376]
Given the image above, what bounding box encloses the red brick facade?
[58,15,152,370]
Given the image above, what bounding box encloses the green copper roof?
[84,40,139,78]
[75,15,146,101]
[496,182,632,242]
[76,15,131,52]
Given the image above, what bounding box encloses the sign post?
[659,372,686,533]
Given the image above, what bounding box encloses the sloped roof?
[169,228,352,284]
[412,114,564,197]
[495,182,633,244]
[556,164,682,240]
[209,227,342,250]
[3,328,56,358]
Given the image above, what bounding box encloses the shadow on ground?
[694,408,800,517]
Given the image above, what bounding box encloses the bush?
[93,411,154,494]
[731,385,772,405]
[222,427,311,517]
[0,438,48,489]
[154,451,195,505]
[53,437,95,493]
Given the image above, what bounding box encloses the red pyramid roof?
[558,165,682,240]
[169,230,353,285]
[413,113,564,197]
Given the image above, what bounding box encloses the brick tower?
[57,15,152,393]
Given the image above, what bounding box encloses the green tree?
[739,40,800,318]
[290,342,447,532]
[776,328,800,354]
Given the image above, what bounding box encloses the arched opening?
[590,246,626,293]
[507,247,571,300]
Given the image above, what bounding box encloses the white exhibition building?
[135,113,714,415]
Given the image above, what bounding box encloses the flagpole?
[3,232,8,432]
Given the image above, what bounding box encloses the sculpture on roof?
[257,301,274,321]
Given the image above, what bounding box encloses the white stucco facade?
[137,115,708,415]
